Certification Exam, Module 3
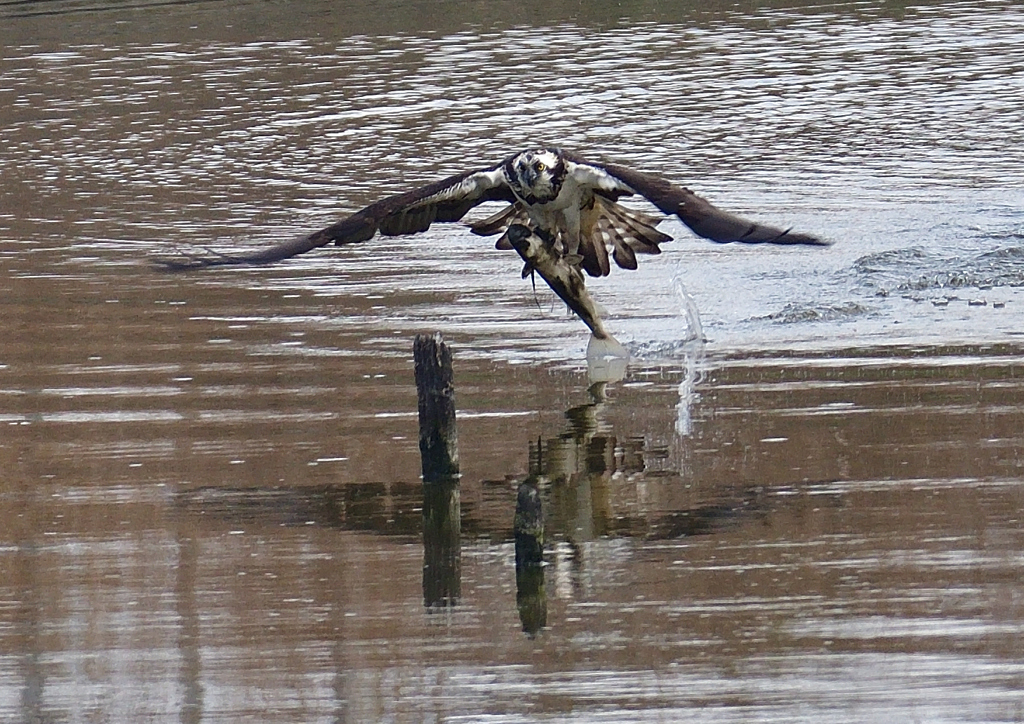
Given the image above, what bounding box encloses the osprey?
[162,147,827,277]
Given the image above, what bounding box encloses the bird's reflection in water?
[509,352,749,635]
[512,381,623,636]
[536,382,641,543]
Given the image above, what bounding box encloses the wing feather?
[602,199,670,253]
[580,229,611,277]
[564,152,827,247]
[157,164,514,270]
[612,240,638,270]
[466,202,530,250]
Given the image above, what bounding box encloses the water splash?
[674,274,705,345]
[675,343,705,438]
[854,245,1024,298]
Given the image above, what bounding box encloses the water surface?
[2,0,1024,721]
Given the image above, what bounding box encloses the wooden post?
[413,333,460,482]
[414,333,461,609]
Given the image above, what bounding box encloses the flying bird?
[159,147,827,276]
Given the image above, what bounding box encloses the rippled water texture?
[2,1,1024,722]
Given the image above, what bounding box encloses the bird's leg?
[551,228,584,269]
[532,226,585,275]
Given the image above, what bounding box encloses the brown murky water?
[3,0,1024,721]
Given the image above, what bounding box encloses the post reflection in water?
[421,478,461,610]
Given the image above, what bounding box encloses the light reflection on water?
[7,15,1023,350]
[2,0,1024,722]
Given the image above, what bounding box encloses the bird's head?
[505,148,566,204]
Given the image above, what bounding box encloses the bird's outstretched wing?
[562,153,828,247]
[156,163,515,270]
